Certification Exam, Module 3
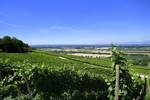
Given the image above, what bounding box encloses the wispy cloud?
[0,20,23,28]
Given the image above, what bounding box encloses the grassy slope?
[42,50,150,76]
[1,50,146,76]
[41,51,112,67]
[0,50,150,99]
[130,66,150,76]
[0,51,113,78]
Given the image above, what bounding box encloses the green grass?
[0,51,110,100]
[0,51,113,78]
[130,65,150,76]
[0,50,148,99]
[43,51,113,67]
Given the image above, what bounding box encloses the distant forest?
[0,36,31,53]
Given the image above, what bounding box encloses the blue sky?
[0,0,150,45]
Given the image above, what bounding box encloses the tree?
[0,36,31,53]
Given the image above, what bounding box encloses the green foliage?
[130,66,150,76]
[0,36,31,53]
[144,79,150,100]
[107,46,145,100]
[125,54,150,66]
[0,61,108,100]
[0,52,113,78]
[45,51,112,68]
[0,50,145,100]
[111,46,127,66]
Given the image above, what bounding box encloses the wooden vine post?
[115,64,120,100]
[111,46,124,100]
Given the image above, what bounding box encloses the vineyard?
[0,49,148,100]
[0,0,150,99]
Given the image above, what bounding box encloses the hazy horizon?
[0,0,150,45]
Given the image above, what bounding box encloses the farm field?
[1,45,150,100]
[0,50,114,100]
[0,51,113,77]
[39,46,150,99]
[39,46,150,66]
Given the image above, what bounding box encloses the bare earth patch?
[92,50,111,53]
[69,53,111,58]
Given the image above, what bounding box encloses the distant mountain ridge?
[30,40,150,48]
[115,40,150,46]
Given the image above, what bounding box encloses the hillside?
[0,50,147,100]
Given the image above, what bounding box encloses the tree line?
[0,36,31,53]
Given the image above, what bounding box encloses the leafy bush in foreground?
[0,62,108,100]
